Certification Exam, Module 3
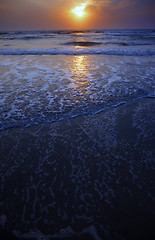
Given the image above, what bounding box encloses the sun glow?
[71,2,88,18]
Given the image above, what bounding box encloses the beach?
[0,30,155,239]
[0,97,154,240]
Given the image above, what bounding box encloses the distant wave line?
[0,47,155,56]
[63,41,102,46]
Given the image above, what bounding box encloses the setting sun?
[71,2,88,18]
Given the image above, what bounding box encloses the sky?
[0,0,155,30]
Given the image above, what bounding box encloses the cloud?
[118,0,136,8]
[89,0,136,9]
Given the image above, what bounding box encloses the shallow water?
[0,55,154,130]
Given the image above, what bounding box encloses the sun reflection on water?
[70,55,89,82]
[68,55,91,103]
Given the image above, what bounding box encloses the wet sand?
[0,97,154,240]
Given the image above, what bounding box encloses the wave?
[0,95,154,131]
[0,29,154,37]
[63,41,102,46]
[56,30,91,34]
[102,41,155,46]
[0,47,154,56]
[0,30,155,48]
[0,30,90,40]
[0,34,55,41]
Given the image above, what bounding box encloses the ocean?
[0,29,155,130]
[0,29,155,56]
[0,29,155,240]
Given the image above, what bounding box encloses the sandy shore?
[0,97,154,240]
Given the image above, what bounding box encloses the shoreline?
[0,97,154,240]
[0,95,154,132]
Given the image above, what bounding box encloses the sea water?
[0,29,155,55]
[0,29,155,130]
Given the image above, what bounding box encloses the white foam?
[0,55,154,130]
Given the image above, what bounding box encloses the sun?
[72,6,85,18]
[71,2,88,18]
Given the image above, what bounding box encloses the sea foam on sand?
[0,98,154,240]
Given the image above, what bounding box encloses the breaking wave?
[0,47,155,55]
